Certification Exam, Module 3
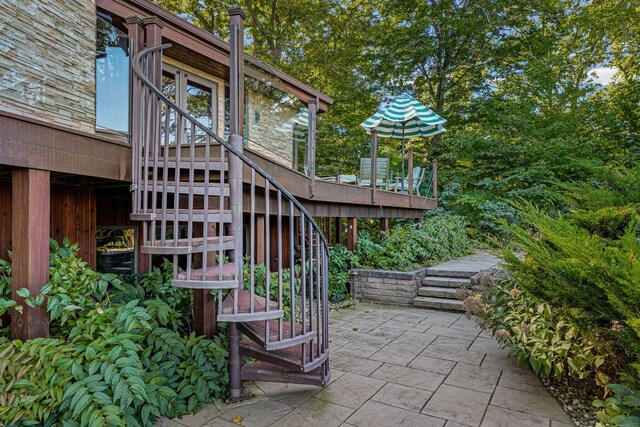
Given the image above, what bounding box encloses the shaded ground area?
[159,303,574,427]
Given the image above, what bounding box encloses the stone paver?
[423,384,492,427]
[347,401,445,427]
[426,252,500,276]
[158,303,574,427]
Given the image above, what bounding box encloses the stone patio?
[159,303,575,427]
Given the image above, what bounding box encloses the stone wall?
[351,267,430,306]
[245,84,303,168]
[0,0,96,133]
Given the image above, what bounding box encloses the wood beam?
[347,217,357,252]
[11,169,50,340]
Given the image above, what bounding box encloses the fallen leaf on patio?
[352,327,359,331]
[232,416,244,423]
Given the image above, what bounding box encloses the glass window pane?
[96,16,129,133]
[161,72,177,144]
[186,80,213,143]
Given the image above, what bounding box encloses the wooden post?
[193,222,217,337]
[11,168,50,340]
[142,17,164,87]
[325,217,332,244]
[227,6,247,402]
[432,159,438,206]
[307,99,317,197]
[347,217,357,252]
[407,147,414,206]
[370,130,377,204]
[380,218,389,233]
[335,217,342,246]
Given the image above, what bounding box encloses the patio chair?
[392,166,426,195]
[359,157,389,189]
[337,174,358,185]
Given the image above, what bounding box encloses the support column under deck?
[347,217,357,252]
[11,168,50,340]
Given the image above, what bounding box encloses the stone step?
[425,268,477,278]
[422,276,470,288]
[418,286,459,298]
[413,296,465,312]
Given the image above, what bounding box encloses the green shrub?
[353,213,474,271]
[328,246,352,303]
[0,257,15,339]
[242,245,353,306]
[0,240,229,426]
[466,283,609,384]
[593,384,640,426]
[500,203,640,383]
[570,205,639,240]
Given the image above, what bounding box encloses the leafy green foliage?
[467,283,609,383]
[0,257,16,338]
[328,246,352,303]
[0,241,228,426]
[353,213,473,271]
[500,202,640,383]
[594,384,640,427]
[242,244,353,308]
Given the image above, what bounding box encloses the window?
[96,14,129,134]
[162,64,218,143]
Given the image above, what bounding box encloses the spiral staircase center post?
[227,5,247,402]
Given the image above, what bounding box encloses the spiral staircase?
[129,10,329,400]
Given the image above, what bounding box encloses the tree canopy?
[156,0,640,232]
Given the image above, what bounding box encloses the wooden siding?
[51,187,97,269]
[0,1,96,133]
[0,181,99,269]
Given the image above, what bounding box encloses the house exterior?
[0,0,437,394]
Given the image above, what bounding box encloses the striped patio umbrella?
[360,93,446,190]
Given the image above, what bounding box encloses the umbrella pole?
[401,122,406,192]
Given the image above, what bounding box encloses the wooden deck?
[0,112,434,219]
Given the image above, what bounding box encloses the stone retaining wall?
[350,267,430,306]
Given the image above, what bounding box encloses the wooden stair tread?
[241,362,328,387]
[177,263,236,281]
[221,289,279,313]
[144,235,234,247]
[131,209,232,222]
[147,157,228,170]
[239,339,327,373]
[146,181,229,197]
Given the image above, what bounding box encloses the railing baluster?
[289,202,296,338]
[186,121,195,280]
[202,132,211,283]
[316,230,321,358]
[265,181,270,345]
[308,219,314,361]
[277,190,283,341]
[172,106,181,280]
[250,169,255,313]
[160,103,170,246]
[218,144,225,281]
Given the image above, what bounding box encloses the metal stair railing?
[130,43,330,380]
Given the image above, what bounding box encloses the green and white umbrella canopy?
[360,93,447,138]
